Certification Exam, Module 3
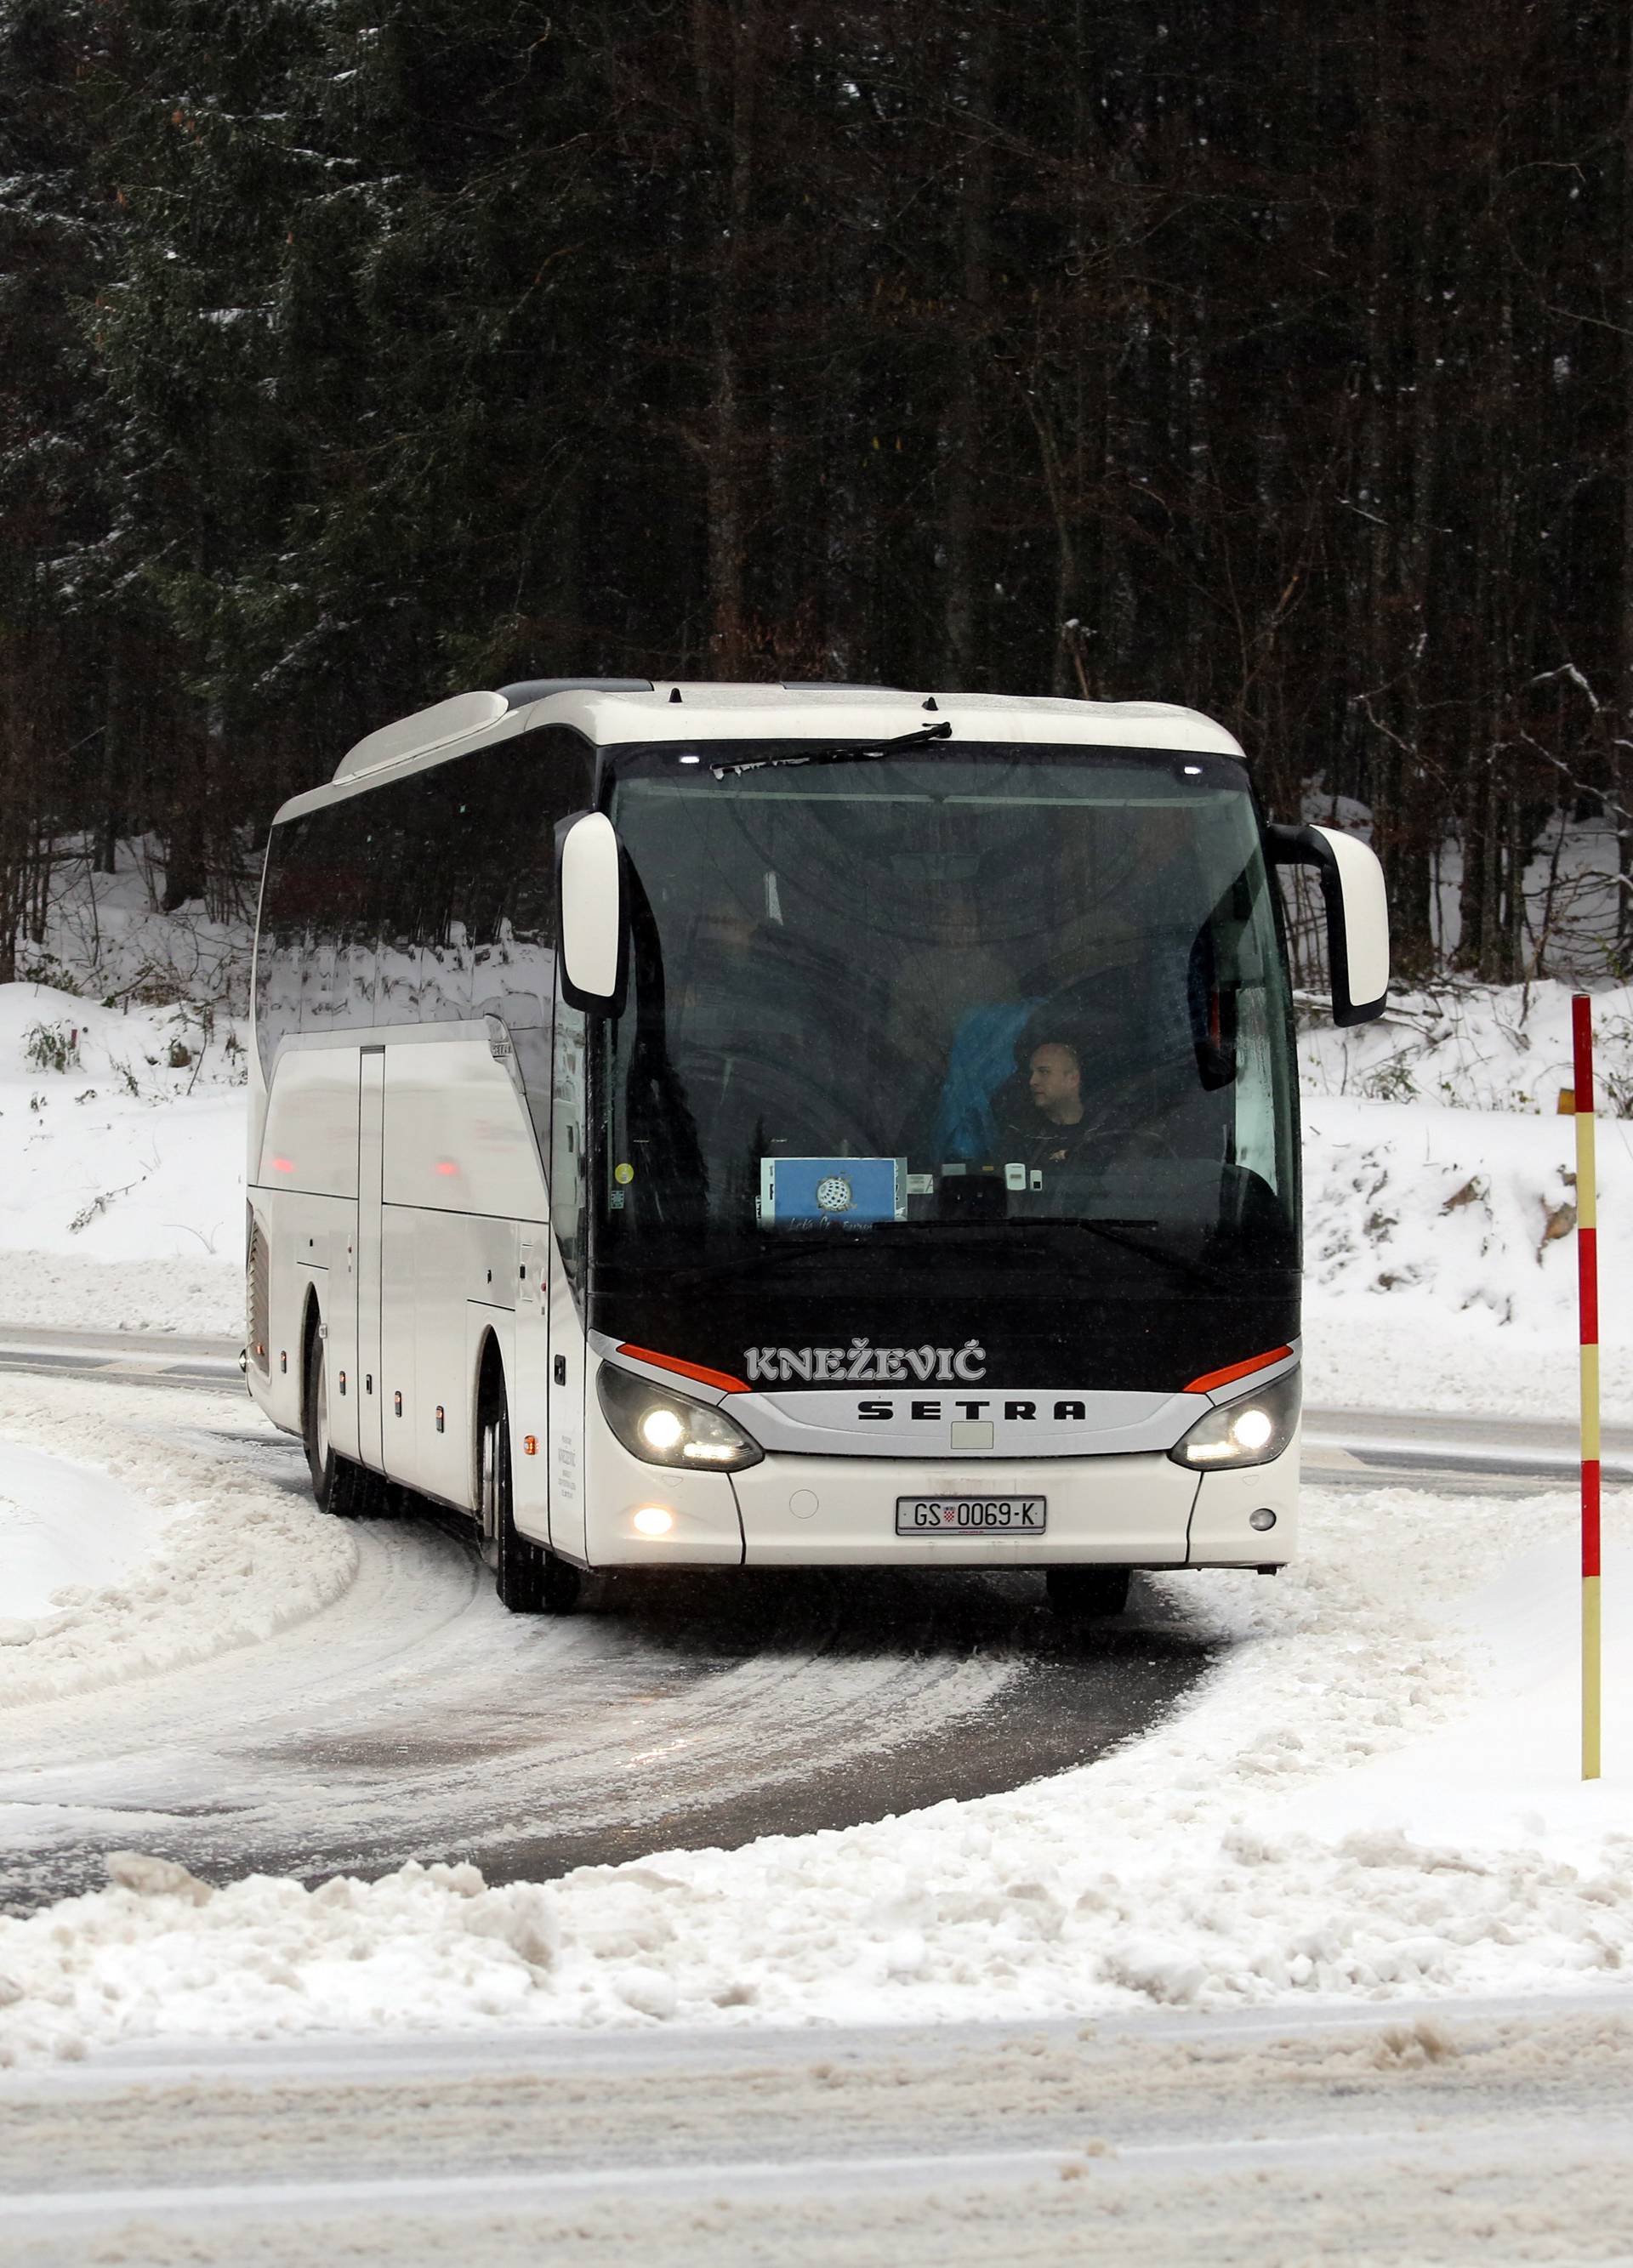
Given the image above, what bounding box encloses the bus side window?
[253,816,308,1071]
[413,766,473,1024]
[373,778,419,1027]
[511,725,597,1276]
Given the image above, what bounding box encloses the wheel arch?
[471,1325,508,1507]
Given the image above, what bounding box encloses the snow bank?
[1301,977,1633,1115]
[1300,1086,1633,1417]
[0,1249,242,1336]
[0,983,245,1273]
[0,1378,356,1707]
[3,1476,1628,2061]
[0,1439,174,1619]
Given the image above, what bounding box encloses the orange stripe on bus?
[617,1343,751,1394]
[1183,1346,1294,1395]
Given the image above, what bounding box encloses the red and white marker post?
[1573,994,1602,1782]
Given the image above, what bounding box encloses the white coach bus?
[246,680,1387,1617]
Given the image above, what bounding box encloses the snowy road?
[4,1333,1630,2260]
[6,1993,1631,2263]
[2,1328,1619,1919]
[0,1361,1209,1912]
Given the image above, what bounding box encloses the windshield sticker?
[745,1339,987,1385]
[759,1157,906,1226]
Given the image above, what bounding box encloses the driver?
[1003,1038,1095,1168]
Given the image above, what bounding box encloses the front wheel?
[485,1383,581,1615]
[1046,1565,1131,1621]
[303,1323,386,1516]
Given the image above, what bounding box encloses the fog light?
[1249,1508,1277,1532]
[633,1506,674,1538]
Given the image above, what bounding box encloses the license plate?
[895,1496,1047,1535]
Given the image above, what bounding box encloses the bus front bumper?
[725,1437,1297,1567]
[576,1427,1300,1569]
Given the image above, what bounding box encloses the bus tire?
[1046,1565,1131,1621]
[302,1321,384,1516]
[485,1379,579,1614]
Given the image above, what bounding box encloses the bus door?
[356,1047,385,1473]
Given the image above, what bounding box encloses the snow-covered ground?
[2,848,1630,2074]
[0,1389,356,1708]
[0,1395,1626,2061]
[0,848,248,1333]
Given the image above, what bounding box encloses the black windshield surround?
[579,736,1300,1395]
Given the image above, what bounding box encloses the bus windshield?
[593,741,1298,1287]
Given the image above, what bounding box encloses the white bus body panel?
[1186,1429,1300,1564]
[250,1021,549,1523]
[582,1415,745,1565]
[736,1386,1209,1460]
[572,1354,1295,1571]
[727,1449,1197,1566]
[254,1044,360,1197]
[511,1221,553,1540]
[357,1050,384,1469]
[541,1259,589,1559]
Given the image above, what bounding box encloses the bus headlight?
[1169,1366,1300,1469]
[597,1361,764,1471]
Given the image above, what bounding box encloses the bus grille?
[247,1210,270,1372]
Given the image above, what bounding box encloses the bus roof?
[279,681,1245,825]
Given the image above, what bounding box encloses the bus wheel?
[486,1383,580,1615]
[302,1322,386,1517]
[1045,1566,1131,1621]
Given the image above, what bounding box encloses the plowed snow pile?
[1,1466,1627,2061]
[1300,979,1633,1417]
[0,1378,356,1706]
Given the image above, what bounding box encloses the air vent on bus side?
[248,1210,270,1374]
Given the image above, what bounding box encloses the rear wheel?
[303,1320,387,1517]
[485,1376,581,1615]
[1046,1565,1132,1621]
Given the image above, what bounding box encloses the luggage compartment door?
[357,1047,385,1473]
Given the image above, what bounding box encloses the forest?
[0,0,1629,984]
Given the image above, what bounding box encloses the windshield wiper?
[708,720,952,779]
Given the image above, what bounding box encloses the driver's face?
[1028,1044,1080,1111]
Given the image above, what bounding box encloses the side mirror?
[557,811,626,1014]
[1268,821,1390,1026]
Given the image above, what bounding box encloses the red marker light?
[617,1342,750,1394]
[270,1157,294,1174]
[1183,1346,1293,1395]
[434,1160,458,1177]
